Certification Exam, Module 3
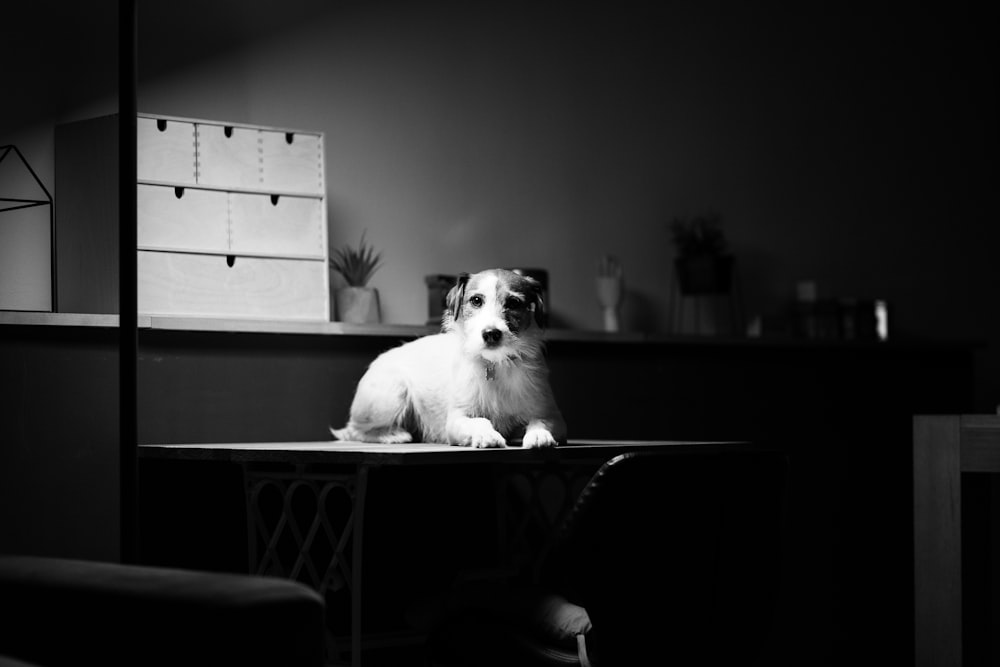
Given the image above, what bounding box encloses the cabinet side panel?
[55,115,120,314]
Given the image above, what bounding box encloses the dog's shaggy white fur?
[331,269,566,448]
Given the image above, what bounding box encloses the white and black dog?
[331,268,566,447]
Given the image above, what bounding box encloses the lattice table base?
[244,465,368,666]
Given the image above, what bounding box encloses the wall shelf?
[0,310,982,352]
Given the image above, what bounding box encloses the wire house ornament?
[0,145,55,310]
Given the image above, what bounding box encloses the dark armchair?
[0,555,325,667]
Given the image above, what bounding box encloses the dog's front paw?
[453,418,507,448]
[522,427,558,448]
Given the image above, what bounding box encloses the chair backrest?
[540,448,788,665]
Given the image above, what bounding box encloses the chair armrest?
[0,555,324,667]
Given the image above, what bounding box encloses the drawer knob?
[226,255,236,268]
[270,194,280,206]
[224,126,234,138]
[285,132,295,145]
[156,119,168,132]
[174,187,185,199]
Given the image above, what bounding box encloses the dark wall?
[0,325,119,561]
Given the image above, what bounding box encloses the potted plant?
[670,213,734,295]
[330,231,383,324]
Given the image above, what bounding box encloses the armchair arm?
[0,555,324,667]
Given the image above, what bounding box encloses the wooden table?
[913,415,1000,667]
[139,439,756,665]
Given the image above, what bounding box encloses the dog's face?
[444,269,547,363]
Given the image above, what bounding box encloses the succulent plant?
[329,230,382,287]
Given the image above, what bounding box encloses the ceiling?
[2,0,340,131]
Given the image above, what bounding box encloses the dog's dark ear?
[526,277,548,329]
[446,273,470,322]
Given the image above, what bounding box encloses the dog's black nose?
[482,328,503,347]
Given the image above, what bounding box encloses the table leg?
[913,415,963,667]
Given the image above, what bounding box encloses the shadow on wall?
[622,290,658,334]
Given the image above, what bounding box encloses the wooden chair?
[419,447,789,666]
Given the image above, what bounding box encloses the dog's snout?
[482,328,503,347]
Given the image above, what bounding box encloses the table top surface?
[137,439,759,465]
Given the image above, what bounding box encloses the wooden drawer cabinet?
[137,113,329,320]
[55,113,330,318]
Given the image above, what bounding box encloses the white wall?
[137,1,996,342]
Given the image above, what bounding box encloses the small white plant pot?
[335,287,381,324]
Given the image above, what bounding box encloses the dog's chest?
[465,363,539,421]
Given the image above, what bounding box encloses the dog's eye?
[468,295,484,308]
[504,297,525,310]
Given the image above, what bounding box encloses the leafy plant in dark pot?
[670,214,734,295]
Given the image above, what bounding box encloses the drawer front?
[261,130,323,194]
[229,193,325,259]
[137,117,196,183]
[197,123,260,189]
[137,184,229,254]
[138,251,328,320]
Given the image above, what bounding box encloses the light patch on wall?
[0,207,51,311]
